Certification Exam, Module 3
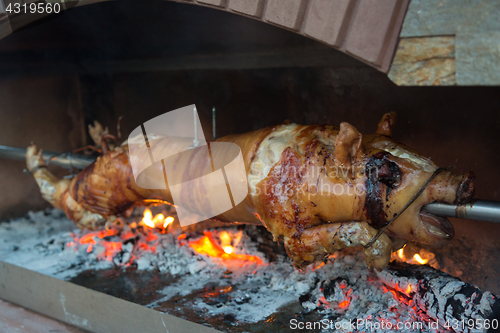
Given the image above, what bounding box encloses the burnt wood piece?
[376,262,500,333]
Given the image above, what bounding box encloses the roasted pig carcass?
[26,113,475,270]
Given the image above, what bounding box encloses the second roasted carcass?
[26,113,475,270]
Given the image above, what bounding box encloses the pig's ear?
[334,122,362,166]
[375,112,397,137]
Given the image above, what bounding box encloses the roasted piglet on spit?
[26,113,475,270]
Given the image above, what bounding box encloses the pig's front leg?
[284,222,392,271]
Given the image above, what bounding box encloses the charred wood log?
[376,262,500,333]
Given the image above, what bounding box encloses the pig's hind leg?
[284,221,392,271]
[26,144,107,230]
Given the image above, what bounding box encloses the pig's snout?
[427,170,475,205]
[455,171,475,204]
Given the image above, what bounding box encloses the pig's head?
[334,112,475,246]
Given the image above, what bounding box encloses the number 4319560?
[5,2,61,14]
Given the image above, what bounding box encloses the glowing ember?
[188,231,264,264]
[338,300,349,308]
[78,228,119,245]
[312,262,325,270]
[325,285,352,310]
[382,285,413,306]
[101,241,122,260]
[70,210,168,263]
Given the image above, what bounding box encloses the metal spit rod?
[0,144,96,170]
[1,144,500,223]
[421,200,500,224]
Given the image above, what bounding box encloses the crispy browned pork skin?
[26,113,475,271]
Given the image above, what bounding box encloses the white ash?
[1,209,453,332]
[0,209,111,279]
[151,252,438,332]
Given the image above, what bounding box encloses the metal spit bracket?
[0,261,222,333]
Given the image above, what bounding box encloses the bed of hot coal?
[0,208,499,333]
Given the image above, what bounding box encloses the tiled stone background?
[391,0,500,85]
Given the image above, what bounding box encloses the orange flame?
[219,231,234,254]
[142,209,155,228]
[139,208,174,230]
[396,248,406,261]
[163,216,174,228]
[412,254,428,265]
[188,231,263,264]
[393,246,433,266]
